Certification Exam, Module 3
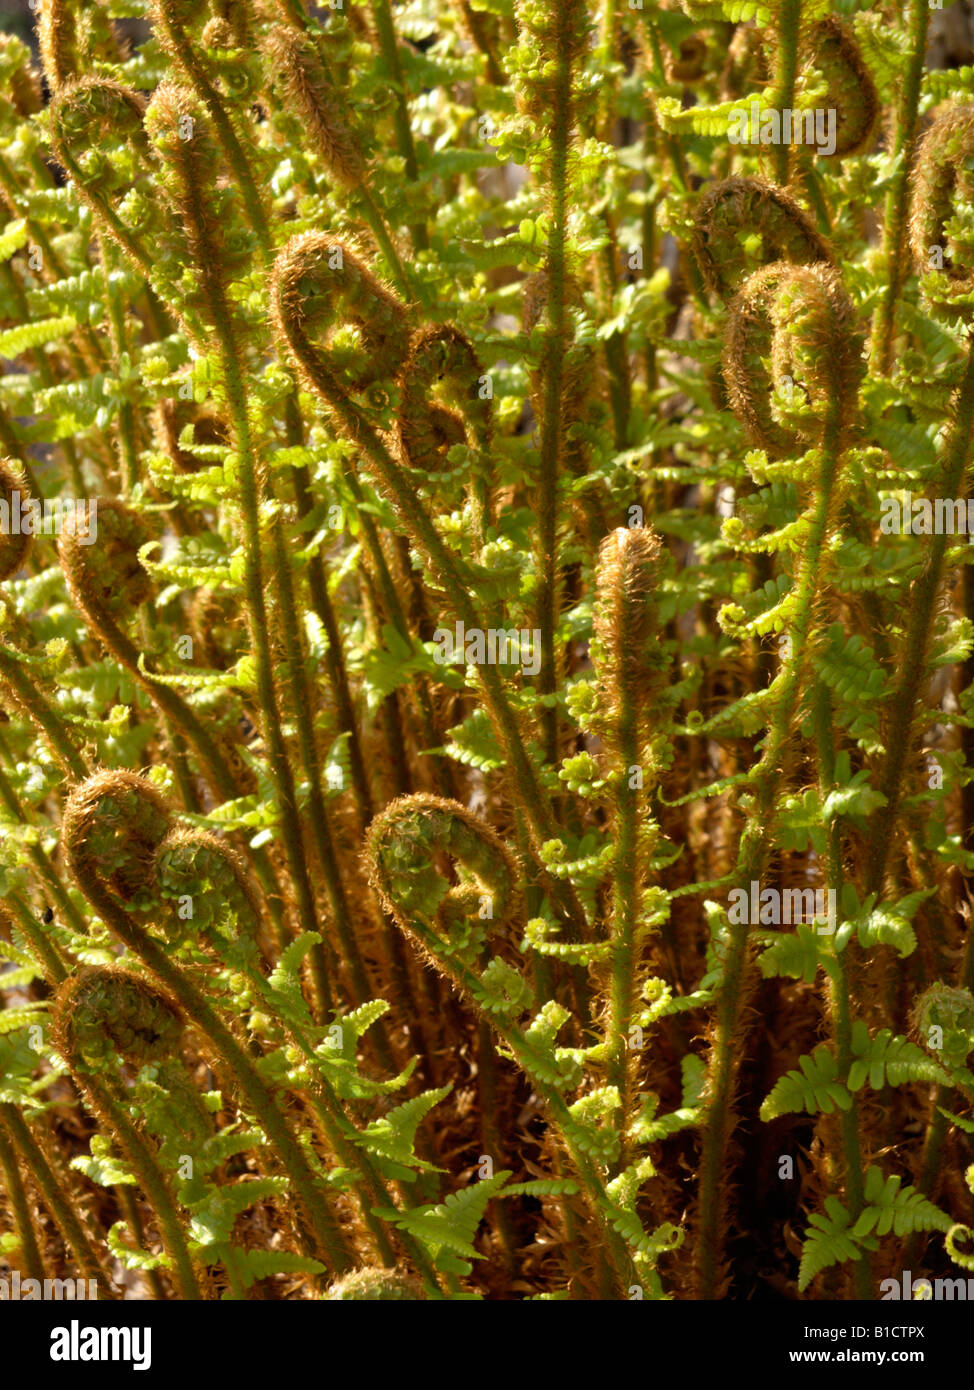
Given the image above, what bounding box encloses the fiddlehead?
[153,826,264,949]
[0,459,32,582]
[909,104,974,321]
[271,233,410,411]
[149,0,272,257]
[325,1267,428,1301]
[53,967,184,1075]
[723,261,863,457]
[692,176,834,301]
[806,17,879,160]
[58,498,153,624]
[60,769,170,913]
[367,793,523,969]
[262,23,366,191]
[366,794,638,1295]
[49,967,204,1299]
[61,773,356,1276]
[590,527,669,1155]
[396,325,494,533]
[48,78,158,275]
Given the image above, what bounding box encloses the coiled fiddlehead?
[271,233,410,407]
[692,177,834,301]
[50,965,204,1299]
[0,458,32,582]
[367,794,522,969]
[909,104,974,321]
[365,794,636,1295]
[59,498,153,619]
[53,966,184,1074]
[48,79,157,276]
[149,0,272,259]
[396,325,494,534]
[62,773,356,1277]
[262,24,366,190]
[807,16,879,160]
[143,81,251,330]
[153,826,263,948]
[723,261,863,457]
[325,1267,428,1301]
[61,769,170,912]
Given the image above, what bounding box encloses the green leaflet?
[798,1197,869,1292]
[71,1135,137,1188]
[847,1023,952,1091]
[760,1045,852,1120]
[0,316,77,358]
[376,1172,513,1274]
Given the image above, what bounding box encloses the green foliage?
[0,0,970,1308]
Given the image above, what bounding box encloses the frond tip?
[324,1267,428,1300]
[0,458,33,582]
[53,966,184,1073]
[61,770,172,910]
[271,232,410,403]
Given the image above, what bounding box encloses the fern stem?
[8,893,70,985]
[604,707,640,1164]
[369,0,428,251]
[866,342,974,896]
[69,1071,203,1299]
[814,682,872,1299]
[0,1110,46,1283]
[408,940,633,1293]
[868,0,930,375]
[116,1184,168,1300]
[0,646,89,780]
[65,871,352,1273]
[535,11,574,768]
[1,1105,114,1290]
[152,102,333,1019]
[697,415,843,1298]
[772,0,803,185]
[266,510,397,1062]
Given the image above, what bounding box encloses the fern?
[760,1045,852,1120]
